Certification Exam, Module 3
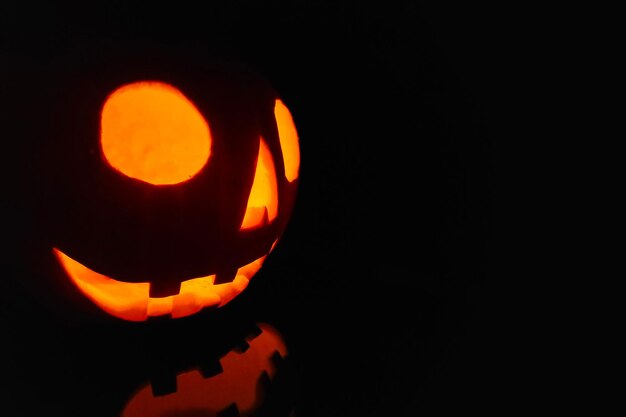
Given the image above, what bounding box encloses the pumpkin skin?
[28,42,300,322]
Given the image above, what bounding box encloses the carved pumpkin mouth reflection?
[53,248,270,321]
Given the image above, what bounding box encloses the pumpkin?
[27,42,300,322]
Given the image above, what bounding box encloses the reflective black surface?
[1,2,519,415]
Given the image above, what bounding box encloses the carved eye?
[240,99,300,230]
[240,137,278,230]
[274,98,300,183]
[100,81,211,185]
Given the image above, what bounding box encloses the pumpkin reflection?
[121,323,289,417]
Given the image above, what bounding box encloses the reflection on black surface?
[4,293,297,417]
[121,323,290,417]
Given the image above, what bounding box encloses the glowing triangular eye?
[100,81,211,185]
[240,138,278,230]
[274,99,300,183]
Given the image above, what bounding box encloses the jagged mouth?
[121,322,288,415]
[53,248,266,321]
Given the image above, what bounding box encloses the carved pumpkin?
[27,42,300,322]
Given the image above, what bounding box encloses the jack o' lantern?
[27,42,300,322]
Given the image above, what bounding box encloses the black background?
[1,1,536,415]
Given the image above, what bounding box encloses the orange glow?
[240,138,278,230]
[121,323,287,416]
[100,81,211,185]
[274,99,300,182]
[53,248,267,321]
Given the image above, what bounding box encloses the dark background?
[1,1,536,415]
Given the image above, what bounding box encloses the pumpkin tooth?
[246,323,263,339]
[214,266,238,285]
[148,280,182,298]
[149,373,178,397]
[233,340,250,353]
[199,359,223,378]
[213,275,250,307]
